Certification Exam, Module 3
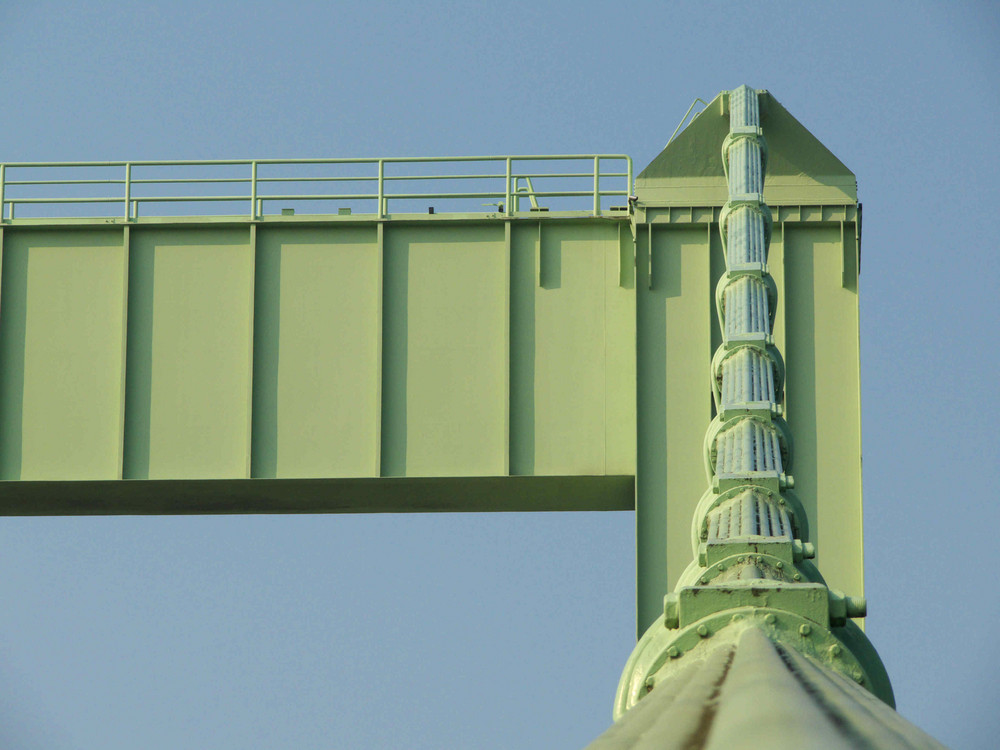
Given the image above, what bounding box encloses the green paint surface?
[637,91,856,207]
[534,223,608,473]
[385,224,508,477]
[0,230,126,479]
[535,222,631,474]
[124,228,253,479]
[252,226,380,478]
[636,225,713,632]
[784,223,863,602]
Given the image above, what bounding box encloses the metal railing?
[0,155,632,220]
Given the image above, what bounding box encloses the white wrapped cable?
[705,488,795,542]
[724,204,768,267]
[726,137,765,196]
[723,275,771,340]
[720,347,777,408]
[729,84,760,129]
[714,418,784,475]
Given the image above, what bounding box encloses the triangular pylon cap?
[636,90,856,206]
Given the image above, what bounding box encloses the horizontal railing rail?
[0,155,632,220]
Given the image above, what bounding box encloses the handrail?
[666,97,709,147]
[0,155,632,220]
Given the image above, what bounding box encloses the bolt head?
[697,624,709,637]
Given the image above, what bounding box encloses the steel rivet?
[829,644,842,657]
[667,646,679,658]
[764,613,776,624]
[793,573,802,581]
[799,624,811,636]
[697,624,709,637]
[852,669,864,684]
[775,561,784,569]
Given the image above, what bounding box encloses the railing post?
[124,163,131,220]
[505,157,512,217]
[0,163,5,221]
[250,161,258,219]
[627,156,633,201]
[377,159,385,218]
[593,156,600,216]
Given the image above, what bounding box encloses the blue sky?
[1,1,998,747]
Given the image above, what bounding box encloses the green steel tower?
[0,87,947,748]
[587,86,942,750]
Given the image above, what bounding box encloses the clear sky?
[1,1,998,748]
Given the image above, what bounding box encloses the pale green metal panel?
[636,91,857,207]
[251,226,380,478]
[783,222,863,603]
[636,224,713,633]
[382,224,508,477]
[0,216,633,507]
[605,224,637,476]
[124,228,253,479]
[509,221,632,475]
[0,229,127,479]
[534,222,608,473]
[510,220,636,476]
